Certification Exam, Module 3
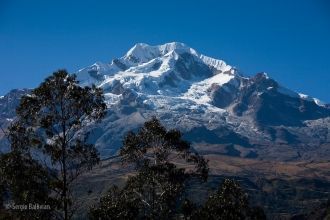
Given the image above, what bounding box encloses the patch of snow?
[183,73,235,105]
[104,93,121,106]
[200,55,232,72]
[122,42,199,66]
[313,98,325,107]
[298,93,313,101]
[299,93,325,106]
[76,62,120,86]
[74,42,327,124]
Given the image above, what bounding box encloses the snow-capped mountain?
[1,42,329,160]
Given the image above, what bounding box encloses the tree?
[180,198,197,220]
[0,120,56,219]
[0,160,8,218]
[195,179,266,220]
[90,118,209,219]
[0,151,53,219]
[89,185,139,219]
[119,117,209,180]
[2,70,107,219]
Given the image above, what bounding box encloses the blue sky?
[0,0,329,102]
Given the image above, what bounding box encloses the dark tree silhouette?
[0,150,53,219]
[120,117,209,180]
[195,179,266,220]
[1,70,107,219]
[0,162,8,218]
[90,118,209,219]
[89,184,139,219]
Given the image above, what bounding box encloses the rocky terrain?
[1,42,329,160]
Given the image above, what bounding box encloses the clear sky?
[0,0,329,102]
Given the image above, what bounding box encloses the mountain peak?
[123,42,199,64]
[2,42,330,162]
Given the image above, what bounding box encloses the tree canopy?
[0,70,107,219]
[194,179,266,220]
[90,118,209,219]
[90,119,266,220]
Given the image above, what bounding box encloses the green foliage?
[89,185,139,220]
[200,179,249,219]
[124,163,186,219]
[89,118,267,219]
[195,179,266,220]
[120,117,209,180]
[0,151,54,219]
[90,118,209,219]
[90,163,187,220]
[1,70,107,219]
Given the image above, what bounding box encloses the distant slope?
[1,42,329,161]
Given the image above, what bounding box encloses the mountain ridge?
[1,42,329,160]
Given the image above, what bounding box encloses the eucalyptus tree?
[1,70,107,219]
[90,118,209,219]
